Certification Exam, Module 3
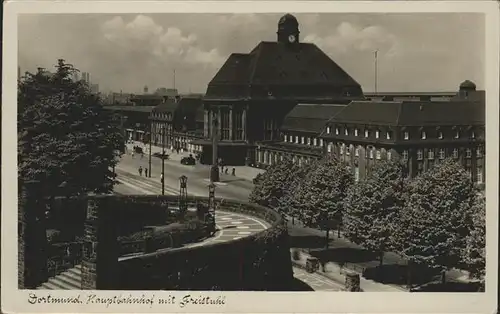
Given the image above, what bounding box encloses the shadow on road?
[286,278,315,291]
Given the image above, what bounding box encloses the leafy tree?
[291,155,353,247]
[463,193,486,281]
[394,158,476,285]
[18,59,123,198]
[249,156,305,215]
[343,160,407,265]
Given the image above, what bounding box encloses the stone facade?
[81,195,119,290]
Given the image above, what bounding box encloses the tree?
[249,156,306,215]
[463,193,486,282]
[343,160,407,265]
[18,59,123,198]
[394,158,476,285]
[291,156,353,247]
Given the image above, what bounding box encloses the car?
[152,152,170,160]
[180,155,196,165]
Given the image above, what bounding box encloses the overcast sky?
[18,13,485,94]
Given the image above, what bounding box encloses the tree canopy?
[291,156,353,230]
[343,160,407,264]
[393,158,476,274]
[463,193,486,281]
[18,59,123,197]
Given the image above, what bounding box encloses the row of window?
[284,135,324,146]
[325,126,477,141]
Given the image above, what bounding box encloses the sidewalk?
[126,141,265,182]
[291,249,406,292]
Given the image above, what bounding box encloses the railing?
[47,242,84,277]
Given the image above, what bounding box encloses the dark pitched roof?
[281,103,346,133]
[175,97,203,118]
[152,98,178,113]
[324,100,485,128]
[206,41,363,100]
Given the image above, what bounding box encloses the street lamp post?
[210,113,220,182]
[179,175,188,213]
[161,126,165,195]
[208,183,216,230]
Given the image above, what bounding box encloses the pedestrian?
[139,166,143,176]
[231,168,236,176]
[145,168,148,177]
[131,151,135,158]
[225,168,228,174]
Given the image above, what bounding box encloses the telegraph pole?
[374,49,379,94]
[161,126,165,195]
[210,111,220,183]
[148,117,152,178]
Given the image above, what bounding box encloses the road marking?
[233,237,241,240]
[237,231,251,235]
[220,217,233,220]
[230,221,243,224]
[236,226,250,229]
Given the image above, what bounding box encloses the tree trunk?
[337,225,341,238]
[441,269,446,285]
[325,229,330,249]
[379,251,384,266]
[292,216,295,225]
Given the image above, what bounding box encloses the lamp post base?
[210,165,220,183]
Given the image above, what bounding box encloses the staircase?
[37,265,82,290]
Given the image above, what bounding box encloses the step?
[57,272,81,287]
[38,281,60,290]
[48,277,78,290]
[64,269,82,281]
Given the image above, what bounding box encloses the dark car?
[152,152,170,160]
[133,146,144,154]
[180,154,196,165]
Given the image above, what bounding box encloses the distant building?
[318,81,485,186]
[154,88,178,97]
[194,13,363,166]
[90,84,99,94]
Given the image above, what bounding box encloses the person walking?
[145,168,148,177]
[139,166,143,176]
[231,168,236,176]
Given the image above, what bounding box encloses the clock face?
[288,35,296,43]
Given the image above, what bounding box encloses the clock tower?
[277,13,300,44]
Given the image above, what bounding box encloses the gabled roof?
[152,98,178,113]
[281,103,346,133]
[206,41,363,100]
[322,100,485,130]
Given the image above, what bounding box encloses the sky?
[18,13,485,94]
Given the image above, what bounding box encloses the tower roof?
[278,13,298,26]
[460,80,476,90]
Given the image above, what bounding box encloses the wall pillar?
[242,109,247,141]
[18,180,48,289]
[81,195,119,290]
[217,108,222,140]
[204,110,209,138]
[229,108,233,141]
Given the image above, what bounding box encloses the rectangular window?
[327,127,331,134]
[439,149,445,159]
[295,136,299,144]
[376,150,381,160]
[386,131,392,140]
[453,148,459,159]
[477,167,483,183]
[421,131,426,140]
[365,130,369,138]
[375,130,380,139]
[428,150,434,160]
[455,131,460,139]
[345,128,349,136]
[301,136,305,144]
[466,148,472,158]
[387,151,392,160]
[307,137,311,145]
[369,149,374,159]
[284,135,287,143]
[354,129,359,136]
[354,167,360,182]
[438,131,443,139]
[355,147,360,157]
[476,147,482,158]
[404,132,409,140]
[402,150,409,161]
[234,110,244,140]
[313,138,317,146]
[335,128,339,135]
[327,143,332,153]
[417,149,423,160]
[471,131,475,139]
[320,139,324,147]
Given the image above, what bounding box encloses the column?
[242,109,247,141]
[217,108,222,140]
[204,110,209,138]
[81,195,119,290]
[229,108,233,141]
